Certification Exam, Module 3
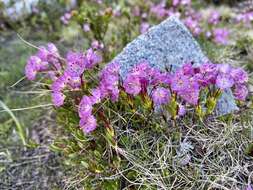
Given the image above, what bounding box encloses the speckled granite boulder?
[112,16,238,115]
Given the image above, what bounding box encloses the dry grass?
[110,111,253,189]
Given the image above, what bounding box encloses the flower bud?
[196,105,204,119]
[206,97,217,115]
[166,95,178,120]
[143,94,153,110]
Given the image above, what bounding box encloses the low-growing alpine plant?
[24,42,249,188]
[25,43,249,133]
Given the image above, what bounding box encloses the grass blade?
[0,100,26,146]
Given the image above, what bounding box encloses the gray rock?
[216,90,238,115]
[113,16,238,115]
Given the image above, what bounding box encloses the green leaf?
[102,180,119,190]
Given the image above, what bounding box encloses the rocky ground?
[0,113,67,190]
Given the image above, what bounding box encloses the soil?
[0,114,66,190]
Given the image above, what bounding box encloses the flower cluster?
[150,0,191,20]
[184,16,202,36]
[122,62,248,121]
[140,0,193,34]
[25,44,102,108]
[235,11,253,26]
[208,11,221,25]
[150,1,169,19]
[212,28,230,45]
[145,1,253,45]
[51,49,102,107]
[217,64,248,100]
[91,40,104,50]
[123,61,248,108]
[78,62,120,133]
[24,44,249,135]
[25,43,60,81]
[147,1,230,44]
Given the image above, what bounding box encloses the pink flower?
[100,61,120,76]
[65,51,86,77]
[99,62,120,101]
[150,1,168,19]
[130,61,153,78]
[68,76,81,89]
[177,74,200,105]
[64,13,71,20]
[90,88,101,104]
[180,89,199,105]
[167,10,181,18]
[123,61,154,95]
[198,62,218,86]
[83,23,90,32]
[151,71,172,86]
[233,85,248,101]
[78,96,93,119]
[182,63,195,76]
[25,56,40,80]
[171,71,190,93]
[208,11,220,25]
[113,9,121,17]
[60,16,69,25]
[231,68,248,84]
[37,43,59,62]
[37,43,60,70]
[80,115,97,134]
[91,40,104,50]
[47,43,59,56]
[85,48,102,69]
[140,22,150,34]
[189,77,200,90]
[51,73,68,92]
[218,64,231,74]
[52,92,65,107]
[236,12,253,26]
[152,87,170,106]
[246,184,253,190]
[110,87,120,102]
[216,74,234,90]
[205,31,212,38]
[60,12,72,25]
[37,46,48,61]
[25,54,52,80]
[95,0,103,4]
[123,74,142,96]
[200,62,217,74]
[172,0,180,6]
[184,17,202,36]
[213,28,229,45]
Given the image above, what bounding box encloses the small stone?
[112,16,238,115]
